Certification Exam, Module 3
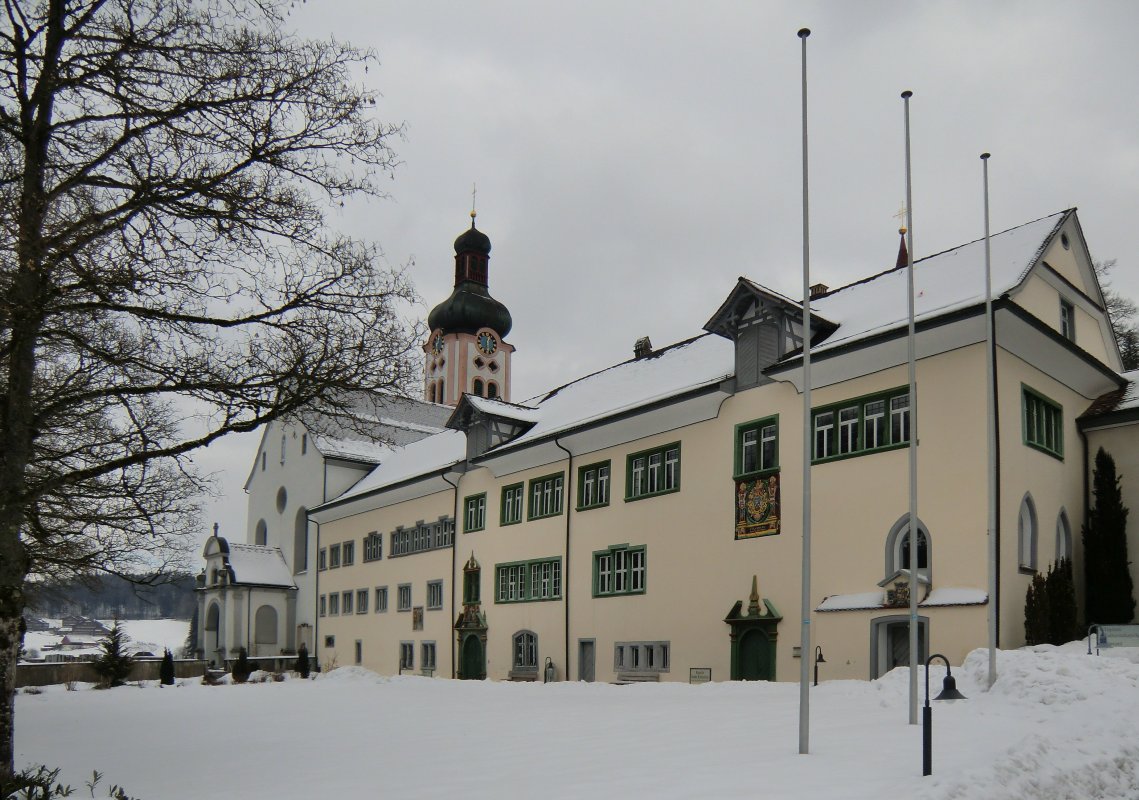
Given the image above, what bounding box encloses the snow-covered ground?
[22,619,189,660]
[14,643,1139,799]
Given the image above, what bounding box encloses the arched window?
[254,605,278,644]
[487,382,498,399]
[473,378,484,397]
[293,507,309,574]
[512,630,538,672]
[884,515,932,584]
[1018,494,1038,572]
[1055,508,1071,562]
[427,382,436,403]
[254,519,268,547]
[280,434,286,465]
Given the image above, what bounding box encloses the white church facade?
[201,207,1138,683]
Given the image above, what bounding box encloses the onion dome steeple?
[427,211,513,337]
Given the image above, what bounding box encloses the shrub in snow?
[231,647,252,684]
[93,620,134,688]
[295,643,311,678]
[160,648,176,686]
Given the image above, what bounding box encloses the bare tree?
[1095,259,1139,370]
[0,0,421,774]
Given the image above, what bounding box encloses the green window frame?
[494,557,562,603]
[811,387,910,464]
[1060,298,1075,341]
[1022,385,1063,459]
[593,544,647,597]
[625,443,680,501]
[527,472,564,520]
[464,493,486,532]
[500,483,524,525]
[734,416,779,479]
[577,460,611,510]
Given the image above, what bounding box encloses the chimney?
[633,336,653,359]
[809,283,828,299]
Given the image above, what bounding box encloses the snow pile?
[14,645,1139,800]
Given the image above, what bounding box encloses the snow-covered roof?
[330,429,468,504]
[224,543,295,588]
[802,210,1066,357]
[817,587,988,612]
[1081,369,1139,423]
[504,335,733,449]
[317,211,1071,505]
[459,395,542,424]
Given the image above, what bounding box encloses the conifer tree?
[93,621,133,688]
[159,648,175,686]
[1046,557,1078,645]
[1083,448,1136,624]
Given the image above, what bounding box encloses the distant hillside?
[27,573,197,620]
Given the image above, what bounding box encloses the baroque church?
[197,206,1139,683]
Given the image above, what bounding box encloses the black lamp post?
[923,653,967,776]
[813,645,825,687]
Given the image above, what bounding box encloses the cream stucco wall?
[305,328,1110,684]
[316,489,456,675]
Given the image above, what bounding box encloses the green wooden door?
[461,634,484,680]
[739,629,775,681]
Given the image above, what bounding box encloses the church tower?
[424,212,515,406]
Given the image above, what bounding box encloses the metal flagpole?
[797,26,813,756]
[982,152,998,689]
[901,89,919,726]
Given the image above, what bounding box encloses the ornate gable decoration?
[704,278,837,391]
[446,394,539,460]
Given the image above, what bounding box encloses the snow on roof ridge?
[822,208,1069,299]
[528,334,713,405]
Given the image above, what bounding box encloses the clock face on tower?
[431,333,445,354]
[477,331,498,355]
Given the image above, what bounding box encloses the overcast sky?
[191,0,1139,552]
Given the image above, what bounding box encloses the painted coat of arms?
[735,473,780,539]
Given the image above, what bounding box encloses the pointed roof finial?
[471,183,477,226]
[213,522,219,537]
[748,574,761,616]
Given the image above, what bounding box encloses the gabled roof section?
[703,277,836,340]
[446,395,541,432]
[243,391,451,489]
[202,536,295,589]
[790,210,1069,359]
[487,334,733,456]
[317,428,467,509]
[1079,369,1139,429]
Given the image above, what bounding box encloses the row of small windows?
[319,519,455,570]
[319,580,443,617]
[495,558,562,603]
[425,378,501,403]
[812,388,910,463]
[463,445,681,533]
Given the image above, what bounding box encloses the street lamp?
[923,653,966,776]
[813,645,826,687]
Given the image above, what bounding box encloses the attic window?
[1060,233,1070,250]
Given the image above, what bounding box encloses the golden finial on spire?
[470,183,477,224]
[894,203,908,235]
